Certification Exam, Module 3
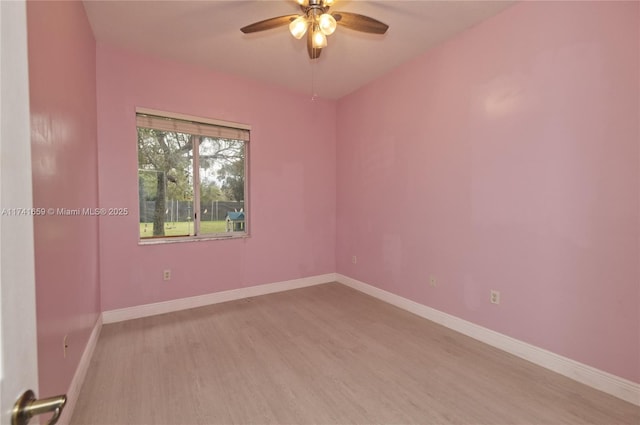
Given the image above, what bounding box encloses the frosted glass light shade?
[318,13,336,35]
[312,27,327,48]
[289,16,309,39]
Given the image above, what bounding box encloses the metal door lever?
[12,389,67,425]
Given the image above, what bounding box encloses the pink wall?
[97,46,336,311]
[27,1,101,396]
[336,1,639,383]
[26,0,637,395]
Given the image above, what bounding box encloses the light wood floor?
[72,283,640,424]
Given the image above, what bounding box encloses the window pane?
[199,137,245,235]
[136,111,249,241]
[138,128,194,238]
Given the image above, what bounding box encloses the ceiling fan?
[240,0,389,59]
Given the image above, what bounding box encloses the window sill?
[138,233,249,246]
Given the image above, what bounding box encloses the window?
[136,109,249,241]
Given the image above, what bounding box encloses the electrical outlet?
[352,256,357,264]
[490,290,500,304]
[63,335,69,358]
[163,269,171,281]
[429,276,437,287]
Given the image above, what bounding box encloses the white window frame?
[136,107,250,245]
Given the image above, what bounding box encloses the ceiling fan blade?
[240,14,299,33]
[307,30,322,59]
[332,12,389,34]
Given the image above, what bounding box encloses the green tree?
[218,158,245,202]
[200,183,224,204]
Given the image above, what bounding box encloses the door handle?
[12,389,67,425]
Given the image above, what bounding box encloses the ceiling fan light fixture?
[311,25,327,48]
[318,13,336,35]
[289,16,309,39]
[240,0,389,60]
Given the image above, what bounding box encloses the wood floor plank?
[71,283,640,424]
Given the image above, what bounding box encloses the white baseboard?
[57,314,103,425]
[336,273,640,406]
[102,273,337,324]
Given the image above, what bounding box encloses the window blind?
[136,113,250,142]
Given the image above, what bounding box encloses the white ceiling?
[83,1,514,100]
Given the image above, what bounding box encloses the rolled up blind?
[136,113,250,142]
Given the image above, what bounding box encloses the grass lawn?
[140,220,228,238]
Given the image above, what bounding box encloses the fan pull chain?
[311,56,318,101]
